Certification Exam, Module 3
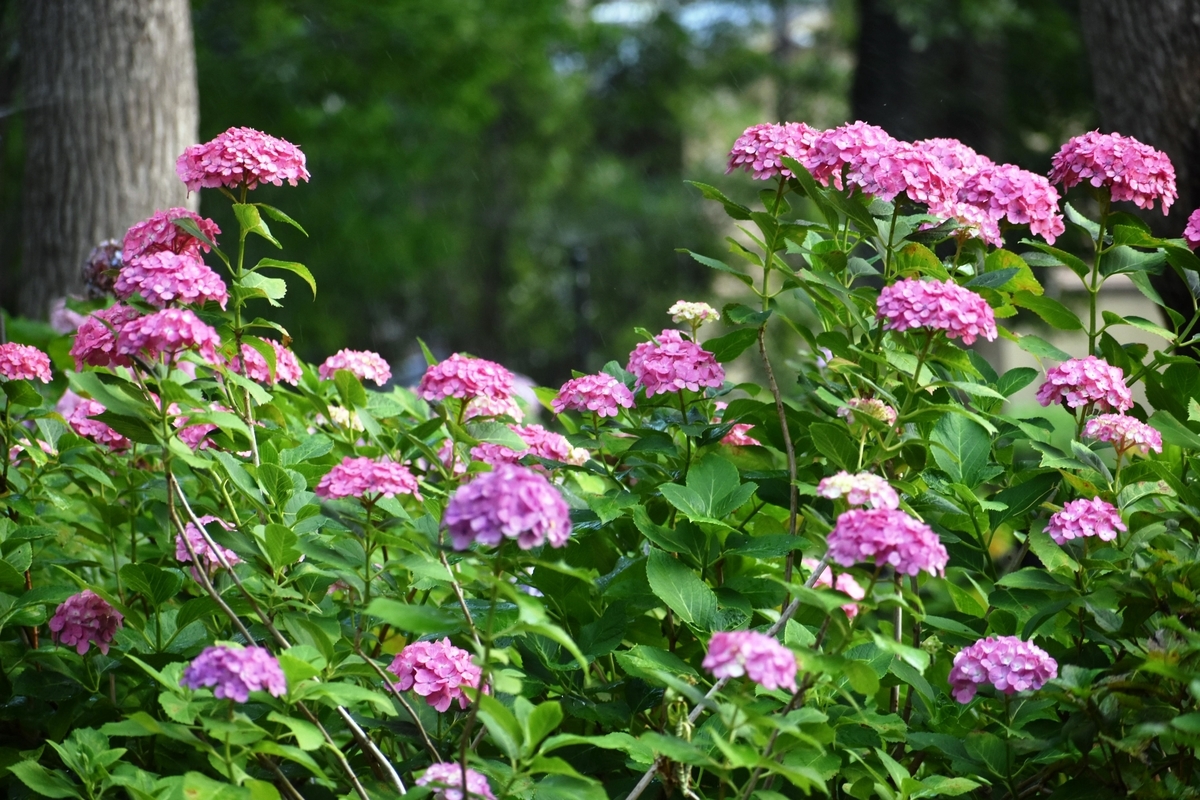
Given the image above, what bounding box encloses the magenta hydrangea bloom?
[877,279,997,345]
[721,423,761,447]
[917,138,995,183]
[1049,131,1177,213]
[1046,497,1126,545]
[1084,414,1163,457]
[122,208,220,261]
[71,304,141,370]
[318,349,391,386]
[626,329,725,397]
[1185,208,1200,250]
[803,558,867,619]
[726,122,819,180]
[806,121,901,195]
[838,397,898,427]
[470,424,586,469]
[1036,356,1132,413]
[315,457,423,502]
[817,471,900,510]
[48,590,123,656]
[959,163,1065,244]
[176,126,310,192]
[233,340,303,385]
[175,515,241,579]
[180,645,287,702]
[171,404,220,451]
[702,630,797,691]
[827,508,948,577]
[387,638,485,713]
[418,353,515,402]
[114,252,229,309]
[948,636,1057,703]
[553,373,635,418]
[67,398,130,451]
[417,762,497,800]
[444,463,572,550]
[0,343,52,383]
[115,308,221,365]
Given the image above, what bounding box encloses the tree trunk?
[16,0,198,318]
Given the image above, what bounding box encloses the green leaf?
[519,699,564,755]
[911,776,983,798]
[1148,410,1200,450]
[1021,240,1089,279]
[965,732,1009,777]
[988,249,1042,294]
[614,645,698,684]
[465,420,527,450]
[255,204,308,236]
[645,549,718,631]
[1099,245,1166,278]
[686,454,743,515]
[254,258,317,299]
[365,598,458,635]
[476,692,523,760]
[810,422,858,471]
[119,563,184,607]
[267,712,323,751]
[678,249,753,286]
[723,303,772,327]
[995,367,1039,397]
[892,242,944,278]
[238,272,287,306]
[965,268,1019,290]
[685,181,752,220]
[2,380,43,408]
[8,761,82,799]
[705,328,759,362]
[1064,202,1101,238]
[531,774,609,800]
[262,523,301,570]
[333,369,367,409]
[233,203,281,247]
[996,568,1073,592]
[931,413,990,487]
[1012,291,1082,330]
[1015,333,1072,362]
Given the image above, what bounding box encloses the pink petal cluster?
[418,353,515,403]
[958,163,1065,244]
[721,424,761,447]
[1049,131,1177,213]
[1036,356,1132,413]
[171,403,222,451]
[471,424,586,469]
[315,457,423,501]
[417,763,497,800]
[71,304,141,370]
[877,279,997,345]
[702,630,797,691]
[1046,497,1126,545]
[817,471,900,509]
[180,645,287,702]
[234,340,303,385]
[48,590,123,656]
[726,122,819,180]
[115,308,221,365]
[553,373,634,418]
[838,397,898,427]
[917,137,995,183]
[387,638,485,713]
[318,349,391,386]
[806,121,902,196]
[803,558,867,619]
[1084,414,1163,457]
[443,463,572,550]
[114,251,229,309]
[948,636,1057,703]
[67,398,130,451]
[0,343,52,383]
[175,515,241,579]
[463,394,524,421]
[122,208,221,261]
[626,329,725,397]
[827,508,948,577]
[1185,208,1200,250]
[176,126,310,192]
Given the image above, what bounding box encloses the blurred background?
[4,0,1197,388]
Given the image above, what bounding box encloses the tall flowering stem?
[1088,190,1112,356]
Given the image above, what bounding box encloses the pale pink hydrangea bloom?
[71,304,141,370]
[702,630,797,691]
[55,389,86,419]
[1036,356,1132,413]
[176,126,310,192]
[1046,497,1126,545]
[553,373,634,418]
[463,394,524,421]
[443,463,572,550]
[948,636,1057,703]
[1084,414,1163,457]
[67,398,130,451]
[418,353,515,402]
[122,208,221,261]
[315,457,423,501]
[0,343,52,383]
[722,424,761,447]
[877,279,997,345]
[318,349,391,386]
[233,340,303,385]
[175,515,241,579]
[114,252,229,309]
[115,308,221,365]
[802,558,866,619]
[668,300,720,328]
[387,638,485,713]
[470,424,585,469]
[626,329,724,397]
[1049,131,1177,213]
[838,397,898,427]
[180,645,287,702]
[49,298,86,335]
[417,763,497,800]
[726,122,819,180]
[817,471,900,509]
[48,590,123,656]
[1184,208,1200,250]
[8,439,56,463]
[827,508,948,577]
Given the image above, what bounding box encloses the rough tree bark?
[16,0,198,318]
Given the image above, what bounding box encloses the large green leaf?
[645,549,717,630]
[931,414,991,487]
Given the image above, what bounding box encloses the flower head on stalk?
[443,463,572,550]
[175,515,241,580]
[838,397,898,427]
[877,279,997,346]
[1084,414,1163,458]
[176,127,310,192]
[315,457,423,503]
[115,308,221,366]
[318,349,391,386]
[726,122,819,180]
[0,343,52,383]
[417,763,497,800]
[180,644,287,702]
[232,340,303,385]
[948,636,1057,703]
[802,558,866,619]
[122,208,220,261]
[387,638,485,712]
[553,373,634,418]
[1049,131,1177,213]
[48,590,123,656]
[827,508,948,577]
[470,424,587,470]
[1046,497,1126,545]
[71,304,141,370]
[957,163,1065,244]
[114,252,229,309]
[1184,208,1200,250]
[67,398,130,451]
[1036,356,1132,413]
[626,329,724,397]
[668,300,720,337]
[817,471,900,509]
[702,630,797,691]
[418,354,515,404]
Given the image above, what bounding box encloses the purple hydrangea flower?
[552,373,634,418]
[702,630,797,691]
[1084,414,1163,457]
[180,645,287,702]
[315,457,423,502]
[417,763,497,800]
[48,590,123,656]
[948,636,1057,703]
[443,463,572,550]
[387,638,485,713]
[877,279,997,346]
[626,329,724,397]
[1045,497,1126,545]
[1036,356,1132,413]
[827,508,948,577]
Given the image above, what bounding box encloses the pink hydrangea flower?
[418,353,515,402]
[626,329,725,397]
[1049,131,1177,213]
[115,308,221,365]
[318,349,391,386]
[470,424,585,469]
[702,630,797,691]
[176,126,310,192]
[948,636,1057,703]
[315,457,423,502]
[175,515,241,579]
[67,398,130,451]
[180,645,287,702]
[838,397,898,427]
[1046,497,1126,545]
[553,373,634,418]
[877,279,997,345]
[1185,208,1200,250]
[443,463,572,550]
[0,343,52,383]
[721,423,761,447]
[122,208,221,261]
[463,394,524,421]
[48,590,123,656]
[1084,414,1163,457]
[387,638,485,713]
[817,471,899,509]
[803,558,866,619]
[173,406,219,451]
[114,252,229,309]
[917,138,994,183]
[806,121,902,196]
[827,508,948,577]
[233,340,303,385]
[726,122,819,180]
[958,163,1065,244]
[1036,356,1132,413]
[417,763,497,800]
[71,304,141,370]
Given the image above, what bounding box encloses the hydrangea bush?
[2,115,1200,800]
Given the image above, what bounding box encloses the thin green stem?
[1087,192,1111,356]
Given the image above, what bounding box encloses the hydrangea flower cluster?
[626,329,724,397]
[668,300,720,328]
[470,424,587,469]
[70,304,141,370]
[958,162,1065,244]
[0,343,52,383]
[948,636,1058,703]
[726,122,818,180]
[838,397,898,427]
[1049,131,1177,213]
[463,394,524,421]
[417,763,497,800]
[816,471,900,509]
[122,208,220,261]
[175,515,241,579]
[803,558,867,619]
[721,423,761,447]
[48,590,124,656]
[114,252,229,309]
[180,645,287,702]
[176,126,310,192]
[553,373,635,418]
[234,340,303,385]
[877,279,997,345]
[1046,497,1126,545]
[443,463,572,550]
[827,508,948,577]
[702,630,797,691]
[1084,414,1163,457]
[418,353,515,404]
[1036,356,1133,413]
[67,399,130,451]
[115,308,222,365]
[318,349,391,386]
[386,638,485,713]
[1186,207,1200,250]
[315,457,423,502]
[806,121,903,197]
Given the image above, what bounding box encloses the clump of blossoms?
[443,463,572,550]
[803,558,867,619]
[1037,356,1132,413]
[827,508,949,577]
[1084,414,1163,457]
[948,636,1058,703]
[817,471,900,509]
[471,424,587,469]
[319,349,391,386]
[175,515,241,579]
[115,308,221,365]
[315,457,423,502]
[553,373,634,418]
[70,304,141,370]
[180,645,287,702]
[417,763,497,800]
[233,340,303,385]
[726,121,818,180]
[67,399,130,451]
[713,401,761,446]
[877,279,997,345]
[418,353,515,403]
[702,630,797,691]
[1046,498,1126,545]
[463,394,524,421]
[806,121,900,196]
[1049,130,1177,213]
[48,590,123,656]
[626,329,724,397]
[1185,208,1200,250]
[839,397,898,427]
[669,300,720,328]
[387,638,485,713]
[114,252,229,309]
[0,343,52,383]
[957,162,1065,245]
[176,126,310,192]
[122,208,220,261]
